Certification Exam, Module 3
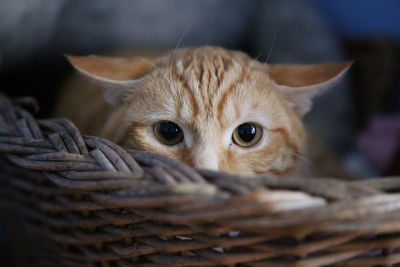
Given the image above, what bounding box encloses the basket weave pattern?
[1,94,400,266]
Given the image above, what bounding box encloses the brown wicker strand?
[1,93,400,266]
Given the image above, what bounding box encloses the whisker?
[265,30,278,64]
[127,85,166,98]
[238,52,263,93]
[238,30,278,92]
[137,57,175,91]
[244,52,262,80]
[293,151,316,169]
[169,26,191,81]
[171,26,191,63]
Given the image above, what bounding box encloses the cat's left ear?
[65,55,154,105]
[267,62,352,116]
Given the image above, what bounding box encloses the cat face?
[67,47,350,176]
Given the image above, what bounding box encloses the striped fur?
[57,46,350,176]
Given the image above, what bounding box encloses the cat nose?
[193,158,219,171]
[192,149,219,171]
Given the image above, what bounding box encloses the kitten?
[56,46,350,176]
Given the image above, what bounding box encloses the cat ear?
[267,62,352,116]
[65,55,154,105]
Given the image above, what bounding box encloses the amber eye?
[153,121,184,145]
[232,123,263,147]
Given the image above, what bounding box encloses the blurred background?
[1,0,400,177]
[0,0,400,264]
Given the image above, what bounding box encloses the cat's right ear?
[266,61,352,116]
[65,55,154,105]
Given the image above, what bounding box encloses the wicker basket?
[1,93,400,267]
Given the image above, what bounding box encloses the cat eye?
[232,123,263,147]
[153,121,184,146]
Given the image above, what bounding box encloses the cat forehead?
[130,47,278,125]
[148,47,270,96]
[160,47,255,73]
[169,46,251,63]
[136,73,277,131]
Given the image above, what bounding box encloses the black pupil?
[159,122,182,140]
[238,123,256,142]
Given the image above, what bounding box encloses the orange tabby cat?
[56,46,350,176]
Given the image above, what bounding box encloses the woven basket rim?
[1,93,399,230]
[3,93,400,266]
